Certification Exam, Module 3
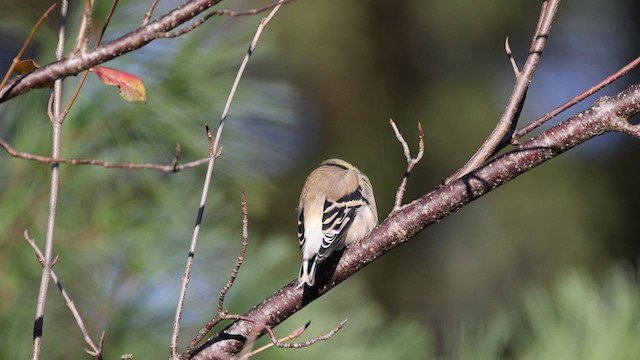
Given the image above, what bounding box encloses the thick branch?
[192,84,640,359]
[0,0,223,103]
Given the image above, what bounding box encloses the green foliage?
[2,0,640,359]
[449,267,640,360]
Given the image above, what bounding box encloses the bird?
[297,158,378,288]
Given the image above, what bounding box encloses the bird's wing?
[317,187,365,259]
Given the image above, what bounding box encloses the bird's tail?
[298,256,318,288]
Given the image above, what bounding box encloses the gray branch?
[191,84,640,359]
[0,0,223,103]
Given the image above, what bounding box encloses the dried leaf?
[90,66,146,102]
[13,59,53,88]
[14,59,40,74]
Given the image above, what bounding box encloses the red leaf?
[90,66,146,102]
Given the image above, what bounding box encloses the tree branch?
[512,55,640,141]
[390,119,425,211]
[191,83,640,359]
[171,3,286,356]
[31,2,68,359]
[445,0,560,182]
[24,231,104,359]
[0,0,225,103]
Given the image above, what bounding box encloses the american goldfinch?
[297,158,378,287]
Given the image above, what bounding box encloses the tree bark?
[190,84,640,359]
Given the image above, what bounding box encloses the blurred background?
[1,0,640,358]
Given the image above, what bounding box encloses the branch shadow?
[460,144,562,201]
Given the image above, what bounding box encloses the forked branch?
[24,231,105,359]
[390,119,425,211]
[191,83,640,359]
[445,0,560,183]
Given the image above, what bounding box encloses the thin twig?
[236,323,310,359]
[161,1,292,39]
[390,119,425,211]
[512,55,640,141]
[170,126,217,359]
[0,4,56,91]
[505,37,520,76]
[173,3,286,358]
[2,0,226,102]
[63,0,120,119]
[24,231,104,359]
[94,0,119,47]
[142,0,160,26]
[218,192,249,313]
[273,319,348,349]
[444,0,560,183]
[171,143,181,170]
[71,0,93,54]
[230,318,348,359]
[182,192,250,358]
[32,2,68,359]
[0,137,213,172]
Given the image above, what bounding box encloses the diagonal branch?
[0,0,296,103]
[445,0,560,183]
[24,231,104,359]
[512,55,640,141]
[161,1,292,39]
[0,4,57,91]
[190,83,640,359]
[170,2,286,357]
[1,0,227,102]
[390,119,425,211]
[181,192,250,359]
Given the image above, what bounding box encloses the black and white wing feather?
[318,187,365,259]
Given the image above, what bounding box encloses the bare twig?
[444,0,560,183]
[0,4,56,91]
[182,192,250,358]
[170,126,218,359]
[233,319,348,359]
[161,1,292,39]
[172,3,286,358]
[0,0,299,102]
[218,192,249,313]
[272,319,348,349]
[171,143,182,170]
[1,0,224,102]
[505,37,520,76]
[512,55,640,141]
[24,231,104,359]
[32,2,68,358]
[142,0,160,26]
[390,119,425,211]
[71,0,93,54]
[0,137,213,172]
[220,315,346,355]
[63,0,120,119]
